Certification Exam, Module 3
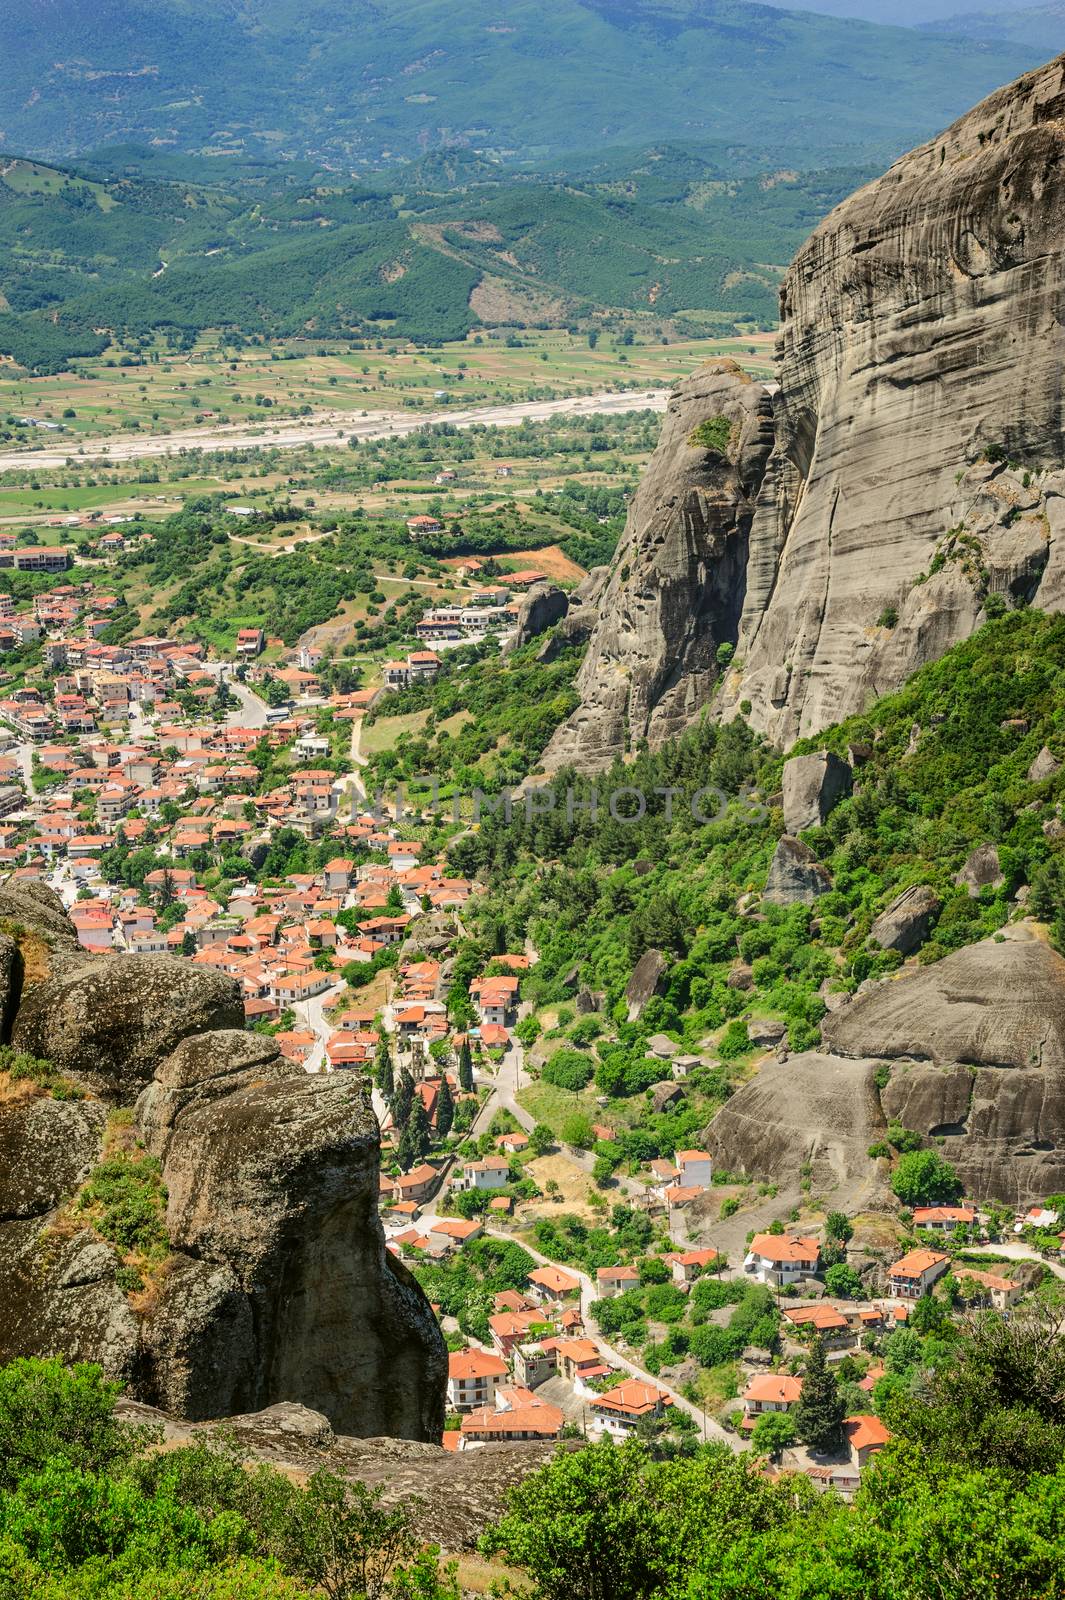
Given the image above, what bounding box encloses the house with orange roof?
[911,1204,976,1235]
[887,1248,950,1300]
[489,1310,545,1357]
[671,1248,721,1286]
[447,1348,508,1412]
[744,1234,821,1288]
[459,1392,564,1448]
[955,1265,1022,1311]
[556,1337,612,1389]
[528,1265,581,1305]
[596,1264,640,1298]
[740,1373,803,1430]
[843,1414,891,1470]
[589,1379,673,1439]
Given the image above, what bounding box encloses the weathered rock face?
[543,360,775,767]
[869,884,941,955]
[507,583,569,650]
[0,888,445,1440]
[625,948,669,1021]
[781,751,851,835]
[549,55,1065,762]
[762,836,832,906]
[955,843,1006,896]
[115,1398,572,1552]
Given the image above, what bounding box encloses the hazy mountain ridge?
[2,0,1044,167]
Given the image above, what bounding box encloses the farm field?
[0,329,776,447]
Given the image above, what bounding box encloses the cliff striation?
[0,881,445,1440]
[547,52,1065,766]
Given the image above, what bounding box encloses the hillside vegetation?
[2,0,1041,168]
[0,149,869,371]
[446,610,1065,1103]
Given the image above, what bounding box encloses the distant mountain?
[918,3,1065,52]
[750,0,1039,22]
[2,0,1046,169]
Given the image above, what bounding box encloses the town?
[0,518,1061,1507]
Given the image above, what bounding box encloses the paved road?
[482,1223,742,1451]
[965,1241,1065,1282]
[0,388,670,472]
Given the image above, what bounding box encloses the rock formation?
[708,929,1065,1206]
[0,882,444,1440]
[762,836,832,906]
[869,885,941,955]
[507,582,568,650]
[781,751,851,835]
[547,53,1065,766]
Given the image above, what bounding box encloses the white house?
[447,1349,508,1412]
[674,1149,714,1188]
[744,1233,820,1288]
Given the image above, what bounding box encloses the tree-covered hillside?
[0,148,869,370]
[445,611,1065,1077]
[3,0,1043,168]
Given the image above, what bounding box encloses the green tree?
[457,1038,474,1094]
[794,1338,845,1454]
[750,1409,797,1460]
[374,1037,394,1101]
[891,1149,962,1207]
[435,1076,454,1140]
[0,1358,138,1490]
[561,1113,594,1150]
[409,1100,432,1160]
[823,1263,865,1300]
[825,1211,853,1244]
[529,1123,554,1157]
[391,1069,414,1130]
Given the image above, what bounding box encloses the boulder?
[781,751,851,834]
[1028,746,1061,782]
[0,898,446,1443]
[625,949,668,1022]
[507,583,568,650]
[763,836,832,906]
[703,1050,888,1203]
[727,961,754,991]
[869,884,941,955]
[13,953,244,1102]
[954,843,1006,897]
[747,1018,786,1048]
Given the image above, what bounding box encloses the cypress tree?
[374,1034,394,1100]
[395,1122,416,1173]
[392,1068,414,1128]
[795,1337,846,1453]
[436,1075,454,1140]
[410,1100,432,1159]
[458,1037,474,1094]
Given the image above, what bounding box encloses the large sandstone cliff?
[0,881,445,1440]
[547,52,1065,766]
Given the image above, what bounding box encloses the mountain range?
[3,0,1049,169]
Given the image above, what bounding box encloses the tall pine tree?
[795,1336,846,1453]
[395,1121,416,1172]
[458,1037,474,1094]
[436,1075,454,1140]
[392,1068,414,1128]
[409,1100,432,1160]
[374,1034,394,1100]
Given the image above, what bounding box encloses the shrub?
[891,1150,962,1207]
[542,1048,593,1092]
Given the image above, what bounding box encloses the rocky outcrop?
[115,1398,572,1552]
[625,948,668,1021]
[0,885,445,1440]
[543,360,775,767]
[869,885,941,954]
[706,929,1065,1206]
[704,1050,888,1204]
[549,55,1065,762]
[507,583,568,650]
[1029,746,1061,782]
[954,843,1006,896]
[781,751,851,834]
[762,836,832,905]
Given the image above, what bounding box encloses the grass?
[0,329,775,445]
[360,708,432,754]
[517,1078,603,1135]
